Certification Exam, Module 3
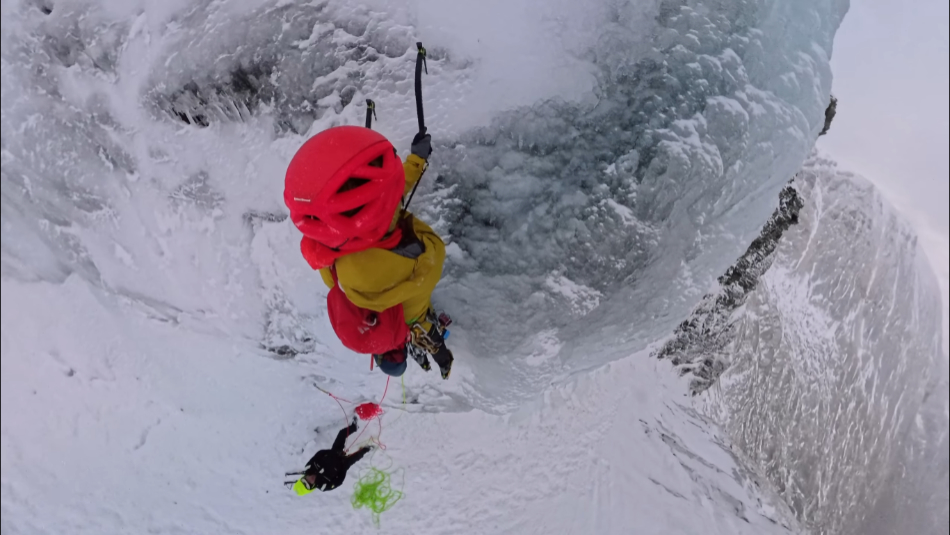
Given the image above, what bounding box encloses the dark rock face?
[654,183,804,393]
[819,94,837,136]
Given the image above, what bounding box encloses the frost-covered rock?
[721,156,945,535]
[655,182,804,391]
[819,94,837,136]
[662,155,947,535]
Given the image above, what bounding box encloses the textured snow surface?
[653,154,947,534]
[10,0,945,534]
[709,156,948,535]
[1,276,802,534]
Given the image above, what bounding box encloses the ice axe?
[414,42,427,135]
[404,41,428,210]
[364,99,377,129]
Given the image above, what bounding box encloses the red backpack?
[326,268,409,355]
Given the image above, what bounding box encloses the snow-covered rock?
[720,156,946,535]
[659,154,947,535]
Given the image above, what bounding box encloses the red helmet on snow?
[284,126,404,251]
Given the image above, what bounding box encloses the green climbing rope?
[351,467,403,526]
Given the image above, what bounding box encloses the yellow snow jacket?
[318,154,445,325]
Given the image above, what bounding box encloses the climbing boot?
[410,311,453,380]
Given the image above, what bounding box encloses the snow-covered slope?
[658,154,948,535]
[718,156,948,535]
[2,275,805,534]
[19,0,950,534]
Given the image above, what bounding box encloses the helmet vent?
[341,206,364,218]
[367,155,384,168]
[337,177,371,194]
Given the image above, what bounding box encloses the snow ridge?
[656,182,805,392]
[661,155,946,535]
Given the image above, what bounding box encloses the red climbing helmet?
[284,126,404,251]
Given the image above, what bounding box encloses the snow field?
[1,275,800,535]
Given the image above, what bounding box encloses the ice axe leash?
[404,42,428,210]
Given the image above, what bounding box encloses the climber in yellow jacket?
[284,126,453,379]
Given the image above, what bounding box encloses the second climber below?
[283,126,453,379]
[292,417,372,495]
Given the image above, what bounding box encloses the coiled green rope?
[350,376,409,526]
[351,467,403,526]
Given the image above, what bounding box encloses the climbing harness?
[409,309,452,353]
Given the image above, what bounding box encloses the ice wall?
[426,0,848,405]
[2,0,849,407]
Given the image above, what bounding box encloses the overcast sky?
[818,0,949,356]
[819,0,948,235]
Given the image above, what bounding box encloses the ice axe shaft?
[364,99,376,129]
[403,42,428,211]
[414,42,427,135]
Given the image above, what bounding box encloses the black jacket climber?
[293,419,371,495]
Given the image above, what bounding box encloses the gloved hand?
[411,131,432,160]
